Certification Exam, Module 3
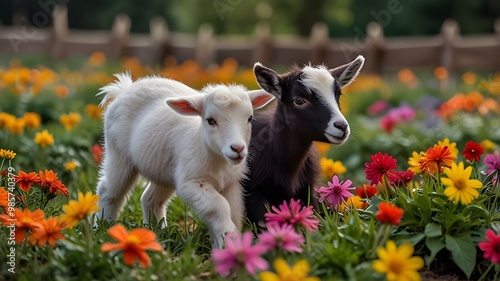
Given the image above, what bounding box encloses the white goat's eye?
[248,116,254,123]
[206,118,217,126]
[293,97,305,105]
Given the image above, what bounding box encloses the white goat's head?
[166,85,274,164]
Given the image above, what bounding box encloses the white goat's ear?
[246,90,275,109]
[329,55,365,88]
[253,62,282,99]
[166,96,203,116]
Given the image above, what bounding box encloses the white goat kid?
[95,73,274,248]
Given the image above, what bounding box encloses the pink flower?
[265,199,319,232]
[479,229,500,264]
[317,175,354,210]
[212,231,268,276]
[368,100,389,116]
[258,222,304,253]
[483,151,500,176]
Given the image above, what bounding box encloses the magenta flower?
[258,222,304,253]
[479,229,500,264]
[388,170,414,187]
[265,198,319,232]
[212,231,268,276]
[483,151,500,176]
[317,175,354,210]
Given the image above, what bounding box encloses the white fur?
[95,73,273,248]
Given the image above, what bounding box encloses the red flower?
[92,144,104,165]
[375,202,404,226]
[479,229,500,264]
[356,184,378,199]
[462,141,484,162]
[364,153,398,185]
[388,170,414,187]
[1,170,7,177]
[14,171,41,192]
[419,145,455,174]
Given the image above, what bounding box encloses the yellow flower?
[481,139,496,152]
[407,151,425,174]
[34,130,54,148]
[373,240,424,281]
[0,112,16,129]
[320,157,346,179]
[315,141,332,156]
[339,195,368,213]
[441,162,482,205]
[0,149,16,160]
[7,118,25,135]
[59,113,81,131]
[22,112,41,128]
[259,258,320,281]
[60,192,100,229]
[437,138,458,158]
[85,104,102,120]
[64,161,78,171]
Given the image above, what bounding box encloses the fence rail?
[0,5,499,74]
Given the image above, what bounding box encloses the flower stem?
[477,263,494,281]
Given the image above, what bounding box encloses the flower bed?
[0,54,499,280]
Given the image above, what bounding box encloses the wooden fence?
[0,5,499,74]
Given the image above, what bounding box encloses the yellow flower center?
[127,234,140,245]
[454,178,467,190]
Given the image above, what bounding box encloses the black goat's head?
[253,56,365,144]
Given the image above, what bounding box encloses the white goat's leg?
[220,183,244,231]
[140,182,175,227]
[95,149,138,222]
[176,180,236,249]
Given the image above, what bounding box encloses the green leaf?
[425,236,445,265]
[424,223,442,238]
[445,234,476,279]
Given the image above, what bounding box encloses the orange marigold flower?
[14,171,41,192]
[101,224,163,268]
[0,208,45,243]
[462,72,477,85]
[60,192,100,229]
[0,187,9,209]
[376,202,404,226]
[89,51,107,66]
[7,118,25,135]
[59,113,81,131]
[38,170,69,197]
[54,85,69,98]
[434,66,448,80]
[85,104,102,120]
[22,112,42,128]
[419,145,455,174]
[28,217,65,247]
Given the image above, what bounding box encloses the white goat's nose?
[231,144,244,153]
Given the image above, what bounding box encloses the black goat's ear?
[329,55,365,88]
[253,62,282,99]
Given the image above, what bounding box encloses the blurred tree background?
[0,0,499,36]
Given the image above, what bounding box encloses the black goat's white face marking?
[300,66,350,143]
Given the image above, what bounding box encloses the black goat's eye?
[247,116,254,123]
[206,118,217,126]
[293,97,306,105]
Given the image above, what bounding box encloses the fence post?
[365,21,384,74]
[310,22,329,64]
[150,17,169,64]
[51,5,68,60]
[110,13,131,58]
[440,19,459,73]
[196,23,214,68]
[253,22,271,65]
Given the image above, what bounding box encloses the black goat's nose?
[334,121,348,131]
[231,145,244,153]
